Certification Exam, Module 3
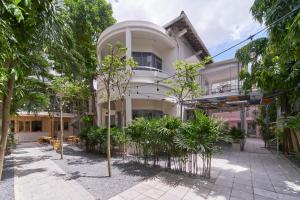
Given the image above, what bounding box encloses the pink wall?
[212,106,260,137]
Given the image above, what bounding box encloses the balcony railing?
[133,66,171,76]
[202,84,242,96]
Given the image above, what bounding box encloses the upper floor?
[96,11,210,88]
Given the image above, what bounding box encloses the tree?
[166,60,209,120]
[236,0,300,153]
[64,0,115,123]
[112,58,136,160]
[0,0,66,180]
[97,44,136,177]
[50,76,89,159]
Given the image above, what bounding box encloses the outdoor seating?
[37,136,52,144]
[52,140,61,150]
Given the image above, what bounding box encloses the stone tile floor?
[110,139,300,200]
[9,138,300,200]
[13,143,94,200]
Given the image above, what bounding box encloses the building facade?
[10,112,74,142]
[96,11,210,126]
[96,11,260,137]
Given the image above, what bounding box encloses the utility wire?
[125,3,300,91]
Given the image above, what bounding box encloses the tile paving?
[13,143,94,200]
[110,138,300,200]
[10,138,300,200]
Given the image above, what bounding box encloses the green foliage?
[64,0,115,83]
[50,76,89,102]
[125,112,227,178]
[229,127,244,142]
[236,0,300,102]
[286,113,300,131]
[81,115,93,124]
[80,126,126,152]
[165,59,209,101]
[257,105,276,147]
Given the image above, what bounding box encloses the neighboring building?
[96,11,210,126]
[197,58,260,137]
[10,112,74,142]
[212,107,260,137]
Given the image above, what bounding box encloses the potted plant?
[230,127,244,151]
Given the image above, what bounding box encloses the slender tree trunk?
[107,90,112,177]
[90,79,97,126]
[121,98,126,160]
[0,70,15,180]
[180,101,183,121]
[60,98,64,160]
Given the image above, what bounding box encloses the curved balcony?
[132,66,171,82]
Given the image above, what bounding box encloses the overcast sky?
[108,0,266,62]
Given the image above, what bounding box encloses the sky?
[108,0,266,62]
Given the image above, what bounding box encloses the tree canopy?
[236,0,300,106]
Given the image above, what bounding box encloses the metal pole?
[60,96,64,160]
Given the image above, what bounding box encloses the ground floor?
[10,112,75,142]
[97,98,178,126]
[2,138,300,200]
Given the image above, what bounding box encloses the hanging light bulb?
[136,86,139,94]
[250,46,256,59]
[156,81,159,92]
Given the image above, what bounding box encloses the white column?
[97,103,102,126]
[208,82,212,95]
[125,28,132,59]
[126,96,132,125]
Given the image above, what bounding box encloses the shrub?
[229,127,244,142]
[80,126,125,153]
[125,112,226,178]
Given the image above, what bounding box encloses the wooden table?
[38,136,52,144]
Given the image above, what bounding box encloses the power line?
[124,3,300,92]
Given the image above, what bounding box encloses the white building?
[96,11,210,126]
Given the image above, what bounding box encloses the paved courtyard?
[5,138,300,200]
[111,139,300,200]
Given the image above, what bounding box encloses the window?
[132,52,162,70]
[18,121,24,132]
[64,121,69,131]
[57,121,69,131]
[132,110,163,119]
[31,121,42,132]
[10,121,15,132]
[18,121,30,132]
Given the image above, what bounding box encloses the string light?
[124,4,300,91]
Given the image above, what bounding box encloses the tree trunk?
[107,91,112,177]
[0,71,15,180]
[90,79,97,126]
[180,101,184,121]
[60,98,64,160]
[121,98,126,160]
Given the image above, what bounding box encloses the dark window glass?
[132,110,163,119]
[64,121,69,131]
[132,52,162,70]
[19,121,24,132]
[10,121,15,132]
[32,121,42,132]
